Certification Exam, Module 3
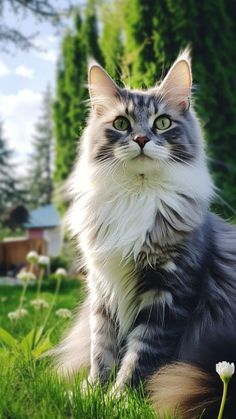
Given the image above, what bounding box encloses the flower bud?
[38,255,50,267]
[55,268,67,279]
[216,361,235,381]
[26,251,39,264]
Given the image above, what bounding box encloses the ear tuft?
[159,48,192,112]
[88,62,119,113]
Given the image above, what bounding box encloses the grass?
[0,280,159,419]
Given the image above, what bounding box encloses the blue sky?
[0,1,79,175]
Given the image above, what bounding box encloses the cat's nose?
[133,136,150,149]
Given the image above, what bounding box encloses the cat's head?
[85,50,204,177]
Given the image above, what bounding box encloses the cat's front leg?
[89,302,117,386]
[111,304,180,394]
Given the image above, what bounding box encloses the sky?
[0,1,79,176]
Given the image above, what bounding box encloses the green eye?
[154,115,172,130]
[113,116,130,131]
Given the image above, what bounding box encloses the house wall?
[28,228,44,239]
[43,227,62,257]
[0,238,47,273]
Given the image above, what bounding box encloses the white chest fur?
[78,177,159,338]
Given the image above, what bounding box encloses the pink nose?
[133,136,150,149]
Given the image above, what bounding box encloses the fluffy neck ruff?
[68,150,214,265]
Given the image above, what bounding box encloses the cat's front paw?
[81,374,99,394]
[105,383,129,408]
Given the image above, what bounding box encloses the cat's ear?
[158,50,192,112]
[88,62,119,114]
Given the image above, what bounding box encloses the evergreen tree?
[54,4,101,185]
[82,0,103,63]
[53,54,71,182]
[99,2,124,83]
[0,121,23,228]
[26,85,54,208]
[53,12,87,184]
[122,0,157,87]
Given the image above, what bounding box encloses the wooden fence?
[0,238,47,274]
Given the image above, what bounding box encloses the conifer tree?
[54,4,101,184]
[0,121,22,228]
[122,0,157,87]
[26,85,54,208]
[99,2,124,83]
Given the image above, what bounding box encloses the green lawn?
[0,280,158,419]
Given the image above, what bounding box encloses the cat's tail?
[47,298,91,378]
[147,330,236,419]
[147,362,221,419]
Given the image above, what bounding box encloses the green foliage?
[0,360,157,418]
[0,121,25,229]
[26,85,54,209]
[98,2,124,83]
[54,3,101,188]
[122,0,157,87]
[0,326,53,361]
[0,282,158,418]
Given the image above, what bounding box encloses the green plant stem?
[38,276,62,343]
[217,380,228,419]
[31,267,45,349]
[18,281,28,312]
[36,267,45,299]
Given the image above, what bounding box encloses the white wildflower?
[38,255,50,267]
[8,308,28,320]
[17,271,37,283]
[16,308,28,317]
[216,361,235,381]
[26,250,39,264]
[55,268,67,278]
[30,299,49,310]
[8,311,19,320]
[56,308,72,319]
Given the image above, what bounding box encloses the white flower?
[8,308,28,320]
[55,268,67,278]
[38,255,50,267]
[56,308,72,319]
[8,311,19,320]
[216,361,235,380]
[16,308,28,317]
[26,251,39,264]
[17,271,37,283]
[30,299,49,310]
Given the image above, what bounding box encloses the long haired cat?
[53,51,236,418]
